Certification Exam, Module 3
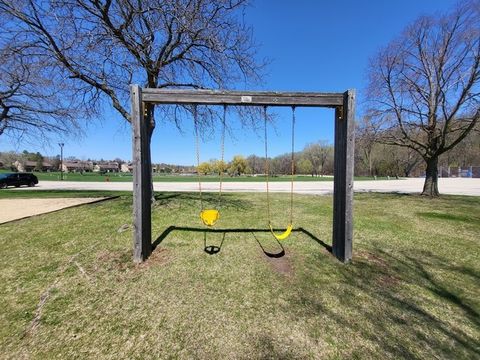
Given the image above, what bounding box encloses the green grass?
[31,171,134,182]
[1,169,390,182]
[0,191,478,359]
[0,189,130,199]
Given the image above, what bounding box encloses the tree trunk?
[422,156,439,196]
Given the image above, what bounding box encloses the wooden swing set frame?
[130,85,355,263]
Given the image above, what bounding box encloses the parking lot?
[11,177,480,196]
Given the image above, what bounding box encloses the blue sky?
[0,0,457,165]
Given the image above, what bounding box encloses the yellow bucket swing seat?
[200,209,220,227]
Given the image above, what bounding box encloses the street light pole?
[59,143,64,180]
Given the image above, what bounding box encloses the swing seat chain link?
[194,105,226,227]
[264,106,296,240]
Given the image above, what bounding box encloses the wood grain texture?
[332,90,355,263]
[141,88,343,107]
[131,85,152,263]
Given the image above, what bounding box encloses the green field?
[0,191,478,358]
[34,171,335,182]
[1,170,390,182]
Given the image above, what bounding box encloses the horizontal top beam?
[140,88,345,107]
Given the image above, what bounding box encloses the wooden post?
[131,85,152,263]
[332,90,355,263]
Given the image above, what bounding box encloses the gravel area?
[0,198,105,224]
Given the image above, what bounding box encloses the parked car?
[0,173,38,189]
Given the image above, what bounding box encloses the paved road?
[15,178,480,196]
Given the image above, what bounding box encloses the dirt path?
[0,198,106,224]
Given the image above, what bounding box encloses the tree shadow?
[148,218,479,357]
[153,193,181,202]
[394,251,480,329]
[417,211,476,223]
[153,192,251,211]
[288,248,480,358]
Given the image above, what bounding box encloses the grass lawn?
[0,191,478,358]
[0,189,130,200]
[3,170,390,182]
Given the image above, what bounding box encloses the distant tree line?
[196,141,334,177]
[355,116,480,178]
[197,124,479,178]
[3,129,477,177]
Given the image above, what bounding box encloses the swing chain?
[195,105,226,211]
[290,106,295,225]
[194,105,203,210]
[264,105,295,228]
[217,105,226,208]
[263,106,271,226]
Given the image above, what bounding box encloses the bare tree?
[317,140,333,176]
[355,120,423,177]
[366,0,480,196]
[440,126,480,167]
[395,146,422,177]
[246,154,264,174]
[0,0,264,139]
[355,115,382,177]
[270,153,290,175]
[303,143,321,177]
[303,141,333,176]
[374,143,422,177]
[0,43,80,140]
[0,151,18,170]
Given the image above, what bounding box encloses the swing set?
[194,104,296,241]
[130,86,355,264]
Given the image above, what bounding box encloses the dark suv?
[0,173,39,189]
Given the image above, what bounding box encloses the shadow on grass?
[250,232,285,258]
[288,248,480,358]
[154,192,251,211]
[417,211,476,223]
[152,226,332,257]
[398,251,480,329]
[203,231,226,255]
